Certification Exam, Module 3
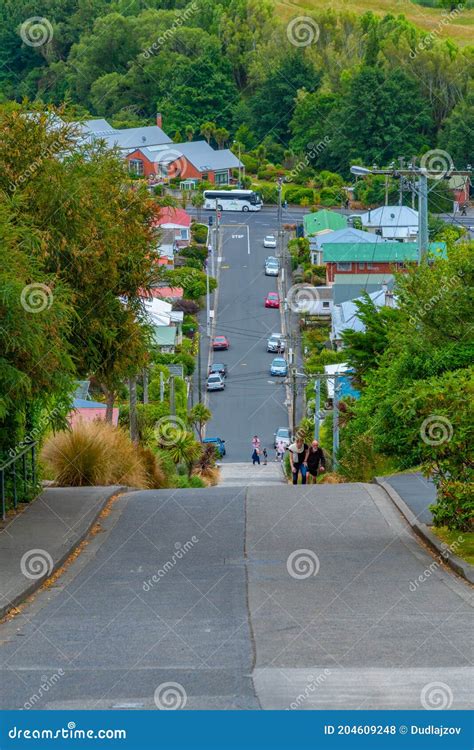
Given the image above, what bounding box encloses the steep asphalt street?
[0,484,471,710]
[202,211,290,462]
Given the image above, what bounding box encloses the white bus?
[203,189,262,212]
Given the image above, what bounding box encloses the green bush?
[319,186,344,207]
[191,224,208,244]
[259,184,278,204]
[241,154,258,173]
[119,401,170,444]
[285,187,314,205]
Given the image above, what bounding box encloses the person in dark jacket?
[306,440,326,484]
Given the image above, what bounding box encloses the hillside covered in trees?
[1,0,473,174]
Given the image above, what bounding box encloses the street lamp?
[350,165,372,176]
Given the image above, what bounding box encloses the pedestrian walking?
[306,440,326,484]
[252,435,261,451]
[252,447,260,465]
[262,447,268,465]
[275,439,285,462]
[288,436,309,485]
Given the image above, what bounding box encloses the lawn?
[276,0,474,46]
[432,527,474,565]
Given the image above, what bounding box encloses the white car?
[265,257,279,276]
[274,427,291,449]
[267,333,285,353]
[263,235,277,248]
[207,373,225,391]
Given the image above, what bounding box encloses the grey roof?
[359,205,418,228]
[83,119,115,134]
[332,286,397,340]
[333,275,395,304]
[311,227,388,250]
[171,141,242,170]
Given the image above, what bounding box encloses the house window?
[179,229,189,240]
[336,262,351,271]
[215,170,229,185]
[367,262,377,269]
[322,301,330,308]
[201,172,209,181]
[358,262,366,270]
[129,159,144,176]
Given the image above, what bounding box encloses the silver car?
[263,235,277,248]
[207,373,225,391]
[265,260,279,276]
[267,333,285,353]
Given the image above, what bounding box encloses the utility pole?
[332,376,341,471]
[198,330,202,404]
[385,175,389,206]
[206,260,210,337]
[314,377,321,440]
[159,371,164,402]
[417,172,429,262]
[291,367,297,436]
[169,375,175,416]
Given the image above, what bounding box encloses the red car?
[212,335,230,350]
[265,292,280,309]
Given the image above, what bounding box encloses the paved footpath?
[0,483,471,710]
[381,472,436,525]
[219,461,285,487]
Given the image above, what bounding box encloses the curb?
[375,477,474,585]
[0,486,129,620]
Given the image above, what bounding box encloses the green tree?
[200,121,216,144]
[188,403,212,441]
[438,86,474,168]
[214,127,230,149]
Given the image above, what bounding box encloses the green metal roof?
[152,325,177,346]
[303,210,347,236]
[322,242,446,263]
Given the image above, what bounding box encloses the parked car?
[270,357,288,376]
[267,333,285,352]
[265,259,279,276]
[209,362,228,377]
[265,292,280,308]
[207,373,225,391]
[273,427,291,448]
[203,437,226,457]
[263,235,277,248]
[212,335,230,350]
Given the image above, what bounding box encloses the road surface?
[0,483,471,710]
[201,212,290,462]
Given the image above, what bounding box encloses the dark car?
[203,437,226,457]
[208,362,228,377]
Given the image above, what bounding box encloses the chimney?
[156,112,162,128]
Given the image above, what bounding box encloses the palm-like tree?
[255,144,267,172]
[158,429,202,476]
[191,191,205,221]
[200,121,216,145]
[214,127,230,150]
[188,402,211,441]
[185,125,194,141]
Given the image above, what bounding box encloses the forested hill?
[1,0,473,173]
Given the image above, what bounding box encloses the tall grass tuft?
[41,421,151,488]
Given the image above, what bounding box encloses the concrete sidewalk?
[0,486,126,619]
[379,471,436,524]
[219,462,285,486]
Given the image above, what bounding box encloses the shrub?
[173,298,200,315]
[191,224,208,244]
[285,187,314,205]
[136,445,169,488]
[41,421,147,487]
[259,185,278,204]
[119,401,170,443]
[241,154,258,173]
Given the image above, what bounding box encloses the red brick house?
[323,242,446,283]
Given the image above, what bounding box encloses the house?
[310,226,386,265]
[303,210,347,240]
[322,241,446,284]
[152,325,177,353]
[292,286,333,318]
[331,286,397,350]
[324,364,359,403]
[141,296,183,344]
[332,274,396,304]
[78,114,172,151]
[69,398,119,428]
[147,286,184,302]
[359,206,418,241]
[153,207,191,243]
[126,140,242,185]
[448,175,471,207]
